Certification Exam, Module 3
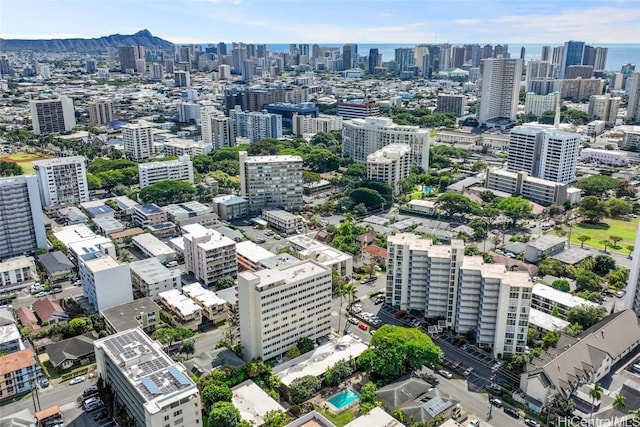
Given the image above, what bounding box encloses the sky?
[1,0,639,44]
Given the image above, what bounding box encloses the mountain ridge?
[0,29,174,52]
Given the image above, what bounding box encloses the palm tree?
[600,240,611,254]
[589,382,603,421]
[578,235,591,248]
[342,282,358,307]
[627,245,635,258]
[613,394,626,412]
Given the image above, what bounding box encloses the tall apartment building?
[342,117,430,171]
[366,143,412,195]
[292,114,343,137]
[386,234,465,324]
[559,78,604,101]
[626,223,640,317]
[560,40,585,78]
[239,151,303,214]
[524,92,560,116]
[342,44,357,70]
[456,257,532,356]
[566,65,594,79]
[182,224,237,286]
[394,48,415,73]
[176,102,201,123]
[527,60,551,80]
[238,260,332,360]
[229,107,282,143]
[29,96,76,135]
[33,156,90,206]
[588,95,620,125]
[224,86,309,114]
[138,155,194,189]
[88,99,114,127]
[0,176,47,260]
[436,94,466,116]
[507,126,581,184]
[94,328,201,427]
[336,101,381,119]
[201,108,235,149]
[119,46,137,73]
[477,58,523,126]
[174,71,190,87]
[122,122,153,161]
[627,72,640,123]
[80,251,132,311]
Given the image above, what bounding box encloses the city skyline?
[1,0,639,44]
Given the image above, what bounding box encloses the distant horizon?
[1,0,639,44]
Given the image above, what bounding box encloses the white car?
[69,375,86,385]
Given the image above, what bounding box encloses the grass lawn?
[557,217,639,254]
[315,406,356,427]
[0,152,52,175]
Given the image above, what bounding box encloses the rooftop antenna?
[553,93,561,130]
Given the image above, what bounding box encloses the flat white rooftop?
[274,334,368,386]
[232,380,285,426]
[84,254,122,272]
[132,233,176,257]
[532,283,599,308]
[236,241,276,263]
[159,289,201,317]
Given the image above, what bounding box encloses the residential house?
[37,251,75,282]
[519,310,640,413]
[45,331,98,370]
[33,297,69,324]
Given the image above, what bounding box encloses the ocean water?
[264,43,640,72]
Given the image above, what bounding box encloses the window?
[164,416,169,421]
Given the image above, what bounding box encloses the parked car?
[490,398,503,408]
[358,323,368,331]
[50,287,63,294]
[524,419,541,427]
[83,396,99,408]
[348,318,359,325]
[438,370,453,379]
[34,291,49,298]
[84,401,103,412]
[451,360,463,369]
[467,419,480,427]
[69,375,85,385]
[40,378,49,388]
[504,407,520,419]
[485,383,502,394]
[463,367,474,376]
[83,386,99,398]
[93,409,108,421]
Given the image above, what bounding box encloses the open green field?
[0,152,52,175]
[559,217,639,254]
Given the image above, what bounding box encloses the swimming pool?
[327,389,360,410]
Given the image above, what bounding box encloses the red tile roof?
[362,245,388,258]
[33,297,67,323]
[0,348,35,376]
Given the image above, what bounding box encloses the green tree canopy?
[67,317,92,336]
[262,410,292,427]
[349,187,385,208]
[357,325,442,380]
[139,180,196,205]
[579,196,608,223]
[435,193,480,219]
[288,375,321,404]
[575,270,603,292]
[566,305,607,329]
[575,175,618,197]
[208,401,249,427]
[202,384,233,413]
[551,279,570,292]
[604,197,632,217]
[0,160,23,177]
[496,196,533,226]
[593,255,616,276]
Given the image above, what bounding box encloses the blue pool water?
[328,389,360,410]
